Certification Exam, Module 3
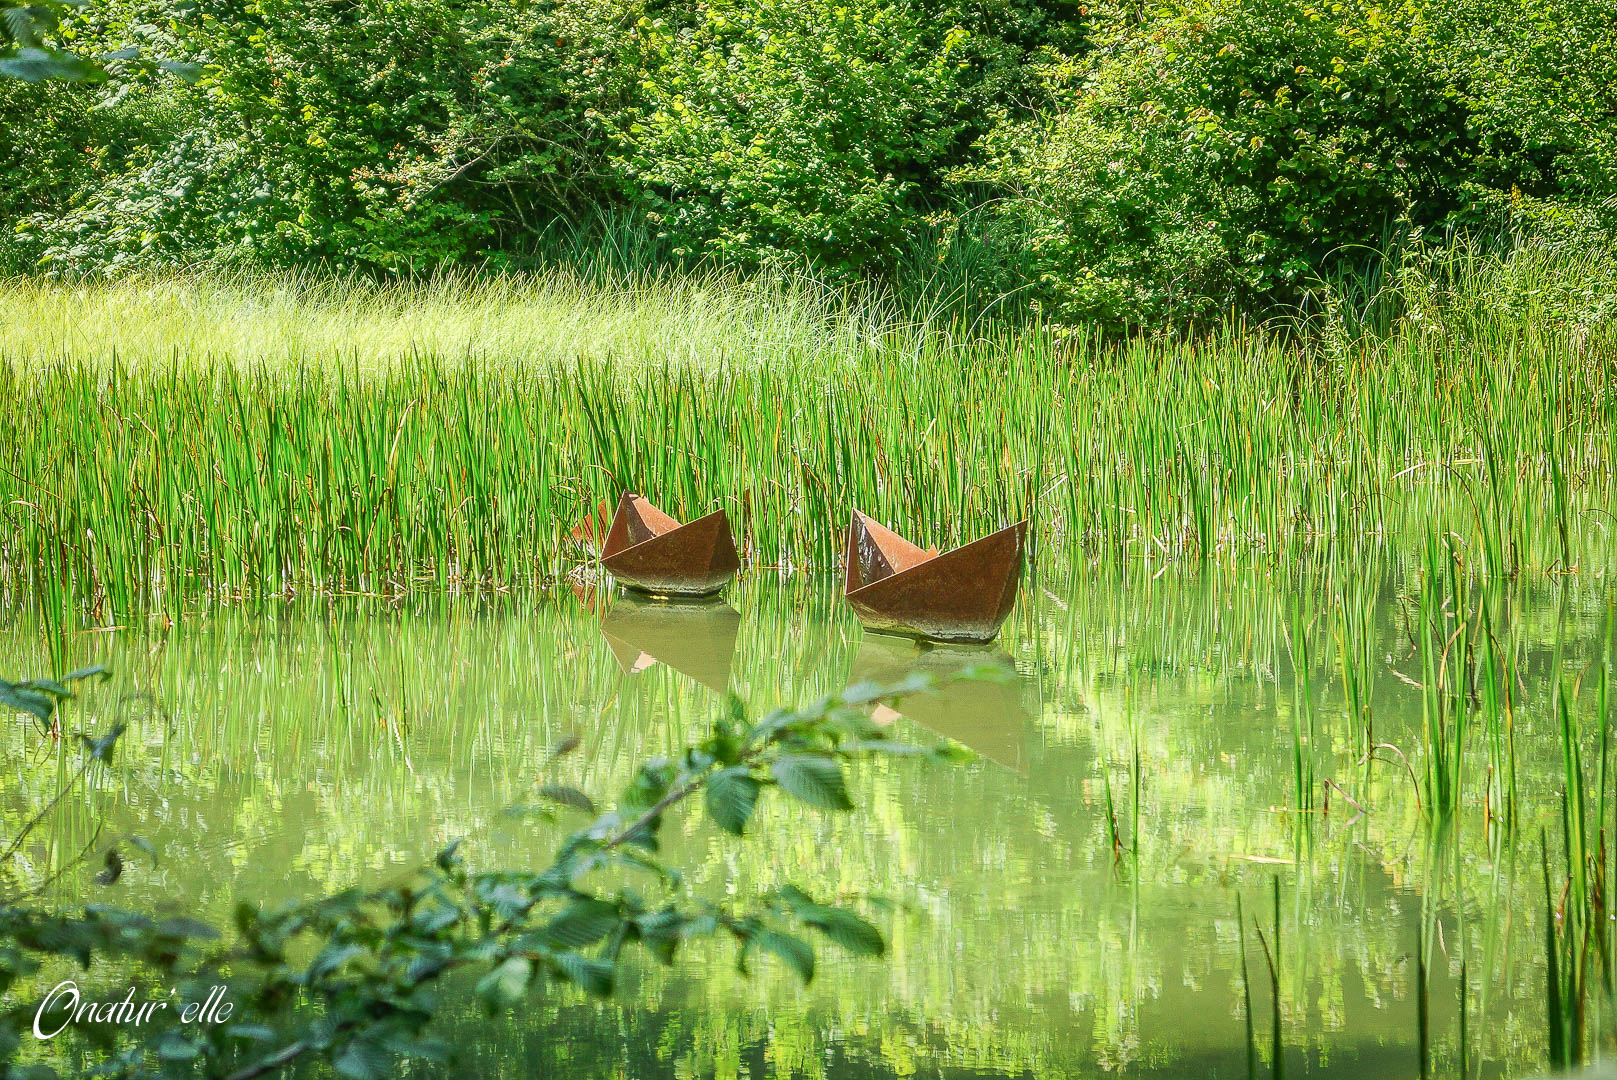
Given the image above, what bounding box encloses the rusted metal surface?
[598,594,741,693]
[584,492,740,598]
[850,635,1038,774]
[570,501,612,547]
[843,510,1026,644]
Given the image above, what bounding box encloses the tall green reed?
[2,268,1613,618]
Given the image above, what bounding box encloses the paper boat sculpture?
[599,595,742,693]
[843,511,1026,644]
[576,493,741,598]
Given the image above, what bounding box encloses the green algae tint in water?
[2,567,1613,1079]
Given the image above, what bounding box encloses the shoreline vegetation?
[2,241,1614,619]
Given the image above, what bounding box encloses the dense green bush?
[959,0,1617,329]
[4,0,1078,277]
[1421,0,1617,232]
[622,0,1072,277]
[959,0,1467,327]
[14,0,643,273]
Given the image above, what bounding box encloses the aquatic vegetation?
[2,271,1614,619]
[3,563,1613,1077]
[1237,892,1258,1080]
[1541,657,1615,1071]
[2,266,1614,1075]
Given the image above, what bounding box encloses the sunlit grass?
[0,267,902,372]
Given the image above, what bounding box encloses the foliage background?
[2,0,1615,328]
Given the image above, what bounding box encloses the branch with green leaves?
[0,0,103,81]
[2,665,980,1080]
[1,0,200,82]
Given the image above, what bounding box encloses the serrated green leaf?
[539,784,596,814]
[157,58,202,82]
[635,909,691,964]
[771,753,852,811]
[475,955,532,1014]
[308,942,364,979]
[543,898,618,948]
[619,757,674,811]
[128,835,158,866]
[333,1034,393,1079]
[0,46,105,82]
[0,683,54,723]
[484,882,531,924]
[804,906,885,957]
[79,724,126,761]
[755,929,814,983]
[412,902,461,934]
[838,680,888,705]
[929,739,976,764]
[552,952,614,995]
[705,767,760,834]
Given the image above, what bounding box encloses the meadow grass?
[0,267,906,373]
[1,256,1614,619]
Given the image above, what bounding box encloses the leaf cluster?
[0,670,972,1080]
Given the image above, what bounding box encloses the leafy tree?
[960,0,1475,328]
[14,0,643,273]
[624,0,1073,278]
[1418,0,1617,233]
[0,0,198,272]
[960,0,1617,330]
[5,0,1083,277]
[6,0,1614,321]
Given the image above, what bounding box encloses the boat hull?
[844,513,1026,644]
[596,494,741,598]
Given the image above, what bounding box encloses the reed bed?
[1,268,1614,620]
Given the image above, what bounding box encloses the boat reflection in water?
[849,633,1040,774]
[594,591,743,694]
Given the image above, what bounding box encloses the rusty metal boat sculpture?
[843,511,1026,644]
[576,493,740,598]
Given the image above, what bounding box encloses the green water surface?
[2,564,1613,1078]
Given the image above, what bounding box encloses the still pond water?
[3,563,1612,1078]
